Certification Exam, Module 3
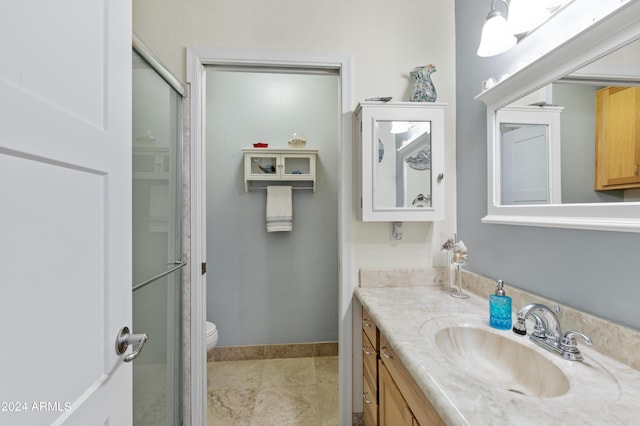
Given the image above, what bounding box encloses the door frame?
[186,49,353,425]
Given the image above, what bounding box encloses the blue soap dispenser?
[489,280,512,330]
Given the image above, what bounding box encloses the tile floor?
[207,356,339,425]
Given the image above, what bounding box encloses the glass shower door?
[132,47,184,426]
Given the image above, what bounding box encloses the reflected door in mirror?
[501,123,550,204]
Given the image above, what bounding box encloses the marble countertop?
[356,285,640,425]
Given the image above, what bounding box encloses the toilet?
[206,321,219,352]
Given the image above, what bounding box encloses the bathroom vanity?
[362,307,444,425]
[355,271,640,425]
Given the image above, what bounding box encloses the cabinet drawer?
[362,330,378,387]
[362,307,378,348]
[363,369,378,426]
[380,334,445,426]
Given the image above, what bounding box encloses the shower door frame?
[132,35,189,425]
[187,49,353,426]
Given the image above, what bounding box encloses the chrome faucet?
[512,303,592,362]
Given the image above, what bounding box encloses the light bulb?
[477,12,517,57]
[508,0,552,35]
[538,0,568,8]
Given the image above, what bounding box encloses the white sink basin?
[435,324,570,398]
[418,315,621,401]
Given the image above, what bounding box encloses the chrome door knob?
[115,326,148,362]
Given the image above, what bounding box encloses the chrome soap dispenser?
[489,280,512,330]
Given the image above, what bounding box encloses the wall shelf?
[242,148,318,191]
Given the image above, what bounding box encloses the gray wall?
[455,0,640,330]
[205,69,339,346]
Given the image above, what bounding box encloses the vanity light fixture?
[478,0,575,57]
[477,0,517,57]
[508,0,551,35]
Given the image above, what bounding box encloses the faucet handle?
[512,317,527,335]
[561,330,593,348]
[560,331,592,361]
[512,313,547,337]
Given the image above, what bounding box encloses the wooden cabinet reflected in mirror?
[595,86,640,191]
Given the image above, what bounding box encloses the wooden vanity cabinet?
[362,308,379,426]
[379,361,415,425]
[378,334,445,426]
[595,86,640,190]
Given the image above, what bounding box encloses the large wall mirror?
[477,2,640,232]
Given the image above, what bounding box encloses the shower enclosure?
[132,38,186,426]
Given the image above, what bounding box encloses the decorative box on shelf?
[241,148,318,192]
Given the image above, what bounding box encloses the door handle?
[115,326,148,362]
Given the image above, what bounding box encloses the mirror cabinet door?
[356,102,446,222]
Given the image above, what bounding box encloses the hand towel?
[266,186,292,232]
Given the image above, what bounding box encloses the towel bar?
[247,186,314,191]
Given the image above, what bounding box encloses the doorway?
[187,50,353,425]
[205,67,339,346]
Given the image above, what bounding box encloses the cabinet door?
[246,153,280,178]
[357,102,446,222]
[379,361,414,426]
[281,153,314,178]
[595,86,640,189]
[380,334,445,426]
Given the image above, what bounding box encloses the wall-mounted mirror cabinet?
[477,2,640,232]
[355,102,446,222]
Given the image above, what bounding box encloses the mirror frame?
[476,1,640,233]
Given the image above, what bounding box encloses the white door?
[0,2,133,426]
[501,124,550,205]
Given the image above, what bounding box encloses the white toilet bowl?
[206,321,219,352]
